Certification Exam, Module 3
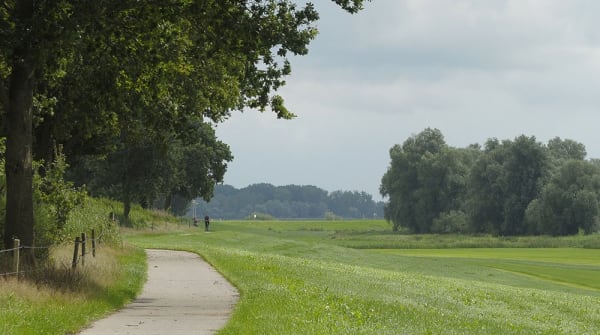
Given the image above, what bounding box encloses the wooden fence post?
[91,229,96,258]
[13,239,20,280]
[72,237,80,269]
[81,233,86,267]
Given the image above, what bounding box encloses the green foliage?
[32,147,87,249]
[1,0,370,255]
[168,194,192,216]
[547,137,587,171]
[324,211,343,221]
[382,130,600,237]
[1,138,87,249]
[380,128,468,233]
[62,197,122,245]
[467,136,548,235]
[525,160,600,235]
[332,0,370,13]
[35,147,86,234]
[24,0,363,159]
[431,210,469,234]
[85,197,177,230]
[328,190,380,218]
[191,184,383,219]
[0,137,117,249]
[169,121,234,203]
[68,117,233,221]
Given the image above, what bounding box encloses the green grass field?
[125,220,600,334]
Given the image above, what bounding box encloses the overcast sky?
[215,0,600,200]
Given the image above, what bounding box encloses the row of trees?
[0,1,368,257]
[380,128,600,236]
[189,183,384,219]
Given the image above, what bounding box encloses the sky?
[215,0,600,200]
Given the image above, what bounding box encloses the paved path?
[79,249,239,335]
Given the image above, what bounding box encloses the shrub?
[34,145,87,248]
[324,211,343,221]
[431,210,469,234]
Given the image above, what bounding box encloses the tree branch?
[1,1,9,12]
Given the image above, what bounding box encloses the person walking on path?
[204,215,210,232]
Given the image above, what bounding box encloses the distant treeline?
[190,184,384,220]
[381,128,600,236]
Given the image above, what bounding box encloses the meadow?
[125,219,600,334]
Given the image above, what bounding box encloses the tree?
[525,160,600,235]
[380,128,467,232]
[328,190,377,218]
[1,0,75,253]
[466,139,507,234]
[467,136,548,235]
[163,127,233,209]
[1,1,369,251]
[501,136,548,235]
[69,117,232,220]
[547,137,586,163]
[546,137,586,176]
[190,183,381,219]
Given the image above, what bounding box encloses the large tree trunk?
[4,0,36,264]
[4,59,35,258]
[123,198,131,221]
[163,192,173,211]
[123,182,132,222]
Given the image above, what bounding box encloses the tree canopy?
[0,1,370,252]
[189,183,384,220]
[381,129,600,236]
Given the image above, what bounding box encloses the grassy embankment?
[126,219,600,335]
[4,214,600,335]
[0,197,171,335]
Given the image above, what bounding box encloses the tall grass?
[0,196,168,335]
[0,245,146,335]
[59,197,122,245]
[69,197,182,232]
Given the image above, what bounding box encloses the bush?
[0,139,98,253]
[431,210,469,234]
[62,197,121,246]
[34,145,87,247]
[324,211,343,221]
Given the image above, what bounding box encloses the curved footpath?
[79,249,239,335]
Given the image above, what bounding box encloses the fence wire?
[0,232,100,277]
[0,247,19,254]
[20,245,51,250]
[0,244,51,277]
[0,271,18,277]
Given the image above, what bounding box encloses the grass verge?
[0,245,146,335]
